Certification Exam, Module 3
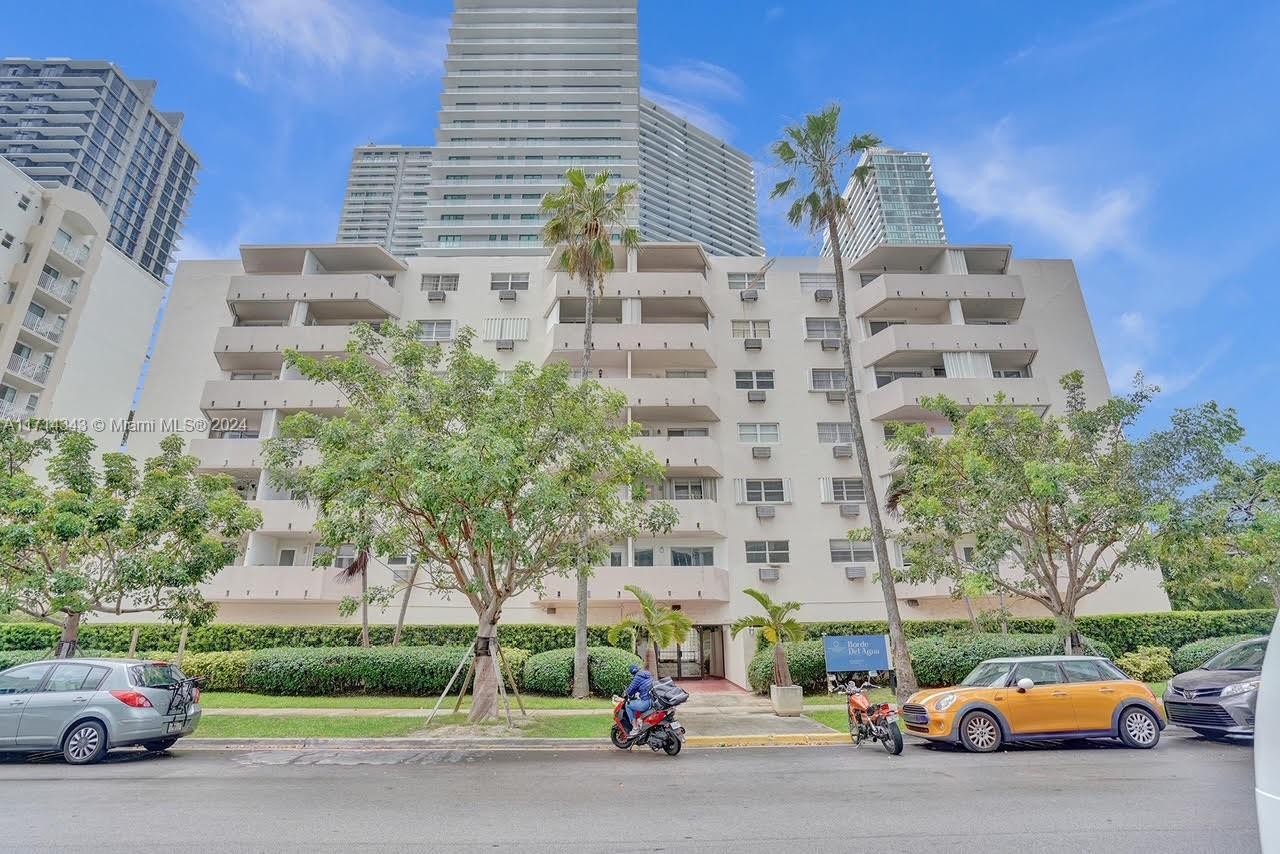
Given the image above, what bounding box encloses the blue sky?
[4,0,1278,451]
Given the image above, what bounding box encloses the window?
[669,477,707,500]
[816,422,853,443]
[799,272,836,293]
[1011,662,1063,686]
[1,232,13,248]
[995,368,1030,378]
[737,422,779,443]
[0,663,51,695]
[481,317,530,341]
[17,194,30,211]
[665,370,707,378]
[810,369,847,391]
[666,427,709,437]
[875,369,926,388]
[229,371,275,381]
[45,663,103,692]
[671,546,715,566]
[734,370,774,390]
[805,317,841,339]
[438,235,462,247]
[416,320,454,341]
[830,539,874,562]
[634,548,654,567]
[829,477,865,502]
[1061,661,1105,683]
[727,271,765,290]
[731,319,771,339]
[331,545,357,569]
[490,272,530,290]
[609,545,624,567]
[868,319,905,335]
[420,273,459,291]
[278,549,296,566]
[743,478,786,503]
[745,540,790,563]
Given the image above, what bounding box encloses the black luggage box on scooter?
[652,677,689,708]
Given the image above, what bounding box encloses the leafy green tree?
[542,167,641,699]
[1160,454,1280,609]
[888,372,1243,652]
[730,588,806,688]
[770,105,918,697]
[607,584,694,674]
[264,325,675,722]
[0,428,261,654]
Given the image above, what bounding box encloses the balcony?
[865,377,1052,421]
[535,565,730,607]
[608,378,719,422]
[249,499,318,533]
[213,325,362,371]
[190,436,321,471]
[860,324,1038,369]
[635,436,721,476]
[853,273,1025,320]
[35,272,79,306]
[200,564,348,604]
[19,314,64,344]
[550,271,708,304]
[47,237,90,275]
[200,379,346,413]
[5,353,50,387]
[226,273,401,323]
[664,499,726,537]
[546,323,714,370]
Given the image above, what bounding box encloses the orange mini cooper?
[901,655,1165,753]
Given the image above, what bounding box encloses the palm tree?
[542,168,642,699]
[607,585,694,674]
[729,588,806,687]
[336,549,371,648]
[770,105,919,698]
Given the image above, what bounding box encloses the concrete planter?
[770,684,803,717]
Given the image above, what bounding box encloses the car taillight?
[110,690,154,708]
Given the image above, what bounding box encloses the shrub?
[1173,634,1265,673]
[522,646,642,697]
[1114,646,1175,682]
[180,650,252,691]
[239,646,534,696]
[0,623,59,651]
[905,633,1117,690]
[747,641,830,694]
[0,649,52,670]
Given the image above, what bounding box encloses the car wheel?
[959,711,1003,753]
[63,721,108,765]
[1118,707,1161,749]
[143,738,179,753]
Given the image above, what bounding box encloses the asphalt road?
[0,732,1260,853]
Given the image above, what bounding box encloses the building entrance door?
[656,626,724,679]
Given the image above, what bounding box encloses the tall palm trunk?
[392,562,420,646]
[825,214,919,700]
[359,568,370,648]
[572,268,596,699]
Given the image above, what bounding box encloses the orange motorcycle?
[842,678,903,755]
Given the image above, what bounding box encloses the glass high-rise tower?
[822,148,946,262]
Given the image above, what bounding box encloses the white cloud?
[933,118,1145,258]
[645,60,745,102]
[193,0,449,97]
[642,88,735,141]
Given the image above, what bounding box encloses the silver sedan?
[0,658,202,764]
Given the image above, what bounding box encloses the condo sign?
[822,635,893,673]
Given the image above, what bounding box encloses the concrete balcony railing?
[190,436,321,471]
[860,324,1038,368]
[35,271,80,305]
[865,377,1052,421]
[249,499,318,533]
[664,499,726,537]
[5,353,50,385]
[213,325,361,371]
[200,564,350,604]
[226,273,402,318]
[853,273,1025,318]
[607,377,719,421]
[550,270,709,307]
[546,323,715,368]
[535,565,731,607]
[634,436,722,476]
[200,379,347,413]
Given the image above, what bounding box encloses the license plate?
[166,720,185,733]
[675,727,686,742]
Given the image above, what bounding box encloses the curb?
[181,733,851,751]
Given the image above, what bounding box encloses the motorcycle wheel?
[881,725,904,756]
[610,726,632,750]
[663,735,682,756]
[848,711,862,746]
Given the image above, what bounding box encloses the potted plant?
[731,588,806,716]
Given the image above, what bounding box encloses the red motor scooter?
[610,677,688,756]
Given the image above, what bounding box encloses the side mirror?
[1016,677,1034,693]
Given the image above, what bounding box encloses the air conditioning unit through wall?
[751,445,772,459]
[814,288,833,302]
[498,289,517,301]
[755,504,776,518]
[758,566,780,582]
[832,444,853,458]
[496,339,514,351]
[821,338,840,351]
[746,390,766,403]
[427,290,447,302]
[739,288,759,302]
[845,565,868,580]
[839,503,862,518]
[826,390,847,403]
[743,338,763,351]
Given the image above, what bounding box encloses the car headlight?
[935,693,957,712]
[1221,679,1260,697]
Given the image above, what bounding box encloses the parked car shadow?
[14,748,177,765]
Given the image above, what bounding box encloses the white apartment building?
[345,0,762,258]
[0,155,163,451]
[823,148,947,262]
[0,59,199,281]
[128,240,1168,687]
[336,145,432,257]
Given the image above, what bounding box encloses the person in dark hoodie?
[621,663,654,736]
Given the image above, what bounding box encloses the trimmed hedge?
[746,633,1120,694]
[1173,634,1266,673]
[522,646,642,697]
[180,650,252,691]
[233,645,529,696]
[1114,646,1175,682]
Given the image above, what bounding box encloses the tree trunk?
[963,596,980,631]
[571,268,596,700]
[392,562,421,646]
[645,638,658,675]
[359,569,370,648]
[1271,576,1280,609]
[772,642,793,687]
[56,612,81,659]
[825,215,919,701]
[468,617,501,724]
